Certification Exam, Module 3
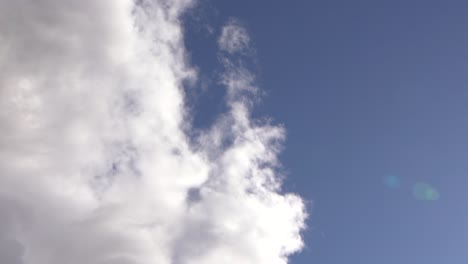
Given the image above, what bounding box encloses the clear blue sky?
[184,1,468,263]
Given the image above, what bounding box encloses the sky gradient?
[184,1,468,263]
[1,0,467,263]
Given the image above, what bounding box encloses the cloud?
[218,19,251,54]
[0,1,306,264]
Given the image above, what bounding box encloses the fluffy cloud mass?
[0,1,306,263]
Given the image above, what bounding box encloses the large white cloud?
[0,1,306,263]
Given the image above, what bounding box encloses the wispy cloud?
[0,1,306,263]
[218,19,251,54]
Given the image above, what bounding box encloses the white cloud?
[218,19,251,54]
[0,1,306,264]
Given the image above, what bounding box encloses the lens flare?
[413,182,440,201]
[383,175,400,189]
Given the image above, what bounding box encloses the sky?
[184,1,468,264]
[1,0,467,264]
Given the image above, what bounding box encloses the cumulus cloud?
[0,1,306,264]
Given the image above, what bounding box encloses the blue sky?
[184,1,468,263]
[2,0,467,263]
